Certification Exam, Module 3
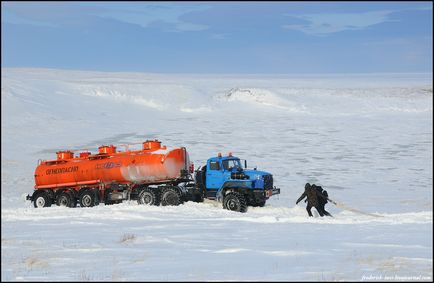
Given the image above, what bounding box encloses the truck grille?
[263,175,273,190]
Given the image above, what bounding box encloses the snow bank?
[1,68,432,281]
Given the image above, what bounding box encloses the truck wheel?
[223,192,247,213]
[138,188,160,206]
[79,190,96,207]
[34,191,52,208]
[56,192,74,207]
[161,187,181,206]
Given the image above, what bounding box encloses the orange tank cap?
[79,152,91,158]
[56,150,74,160]
[143,140,161,150]
[98,145,117,154]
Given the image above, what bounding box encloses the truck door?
[206,160,224,189]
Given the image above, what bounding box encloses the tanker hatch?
[56,150,74,160]
[143,139,161,150]
[79,151,91,158]
[98,145,117,154]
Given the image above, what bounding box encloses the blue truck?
[188,153,280,212]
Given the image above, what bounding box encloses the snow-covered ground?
[1,68,432,281]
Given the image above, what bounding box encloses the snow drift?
[1,68,432,281]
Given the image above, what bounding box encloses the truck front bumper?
[266,187,280,197]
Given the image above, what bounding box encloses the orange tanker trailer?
[27,140,197,208]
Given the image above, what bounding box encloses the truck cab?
[195,153,280,212]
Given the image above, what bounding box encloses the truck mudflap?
[267,186,280,197]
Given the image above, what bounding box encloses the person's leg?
[315,205,325,216]
[306,204,313,217]
[323,209,332,217]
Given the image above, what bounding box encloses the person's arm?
[296,192,306,204]
[316,190,327,201]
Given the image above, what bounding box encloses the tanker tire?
[56,192,74,208]
[223,192,248,213]
[94,190,100,206]
[68,191,77,208]
[79,190,96,207]
[33,191,52,208]
[138,188,160,206]
[193,192,204,203]
[160,187,182,206]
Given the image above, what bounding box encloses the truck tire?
[160,187,182,206]
[56,191,74,207]
[138,188,160,206]
[223,192,247,213]
[33,191,52,208]
[79,190,96,207]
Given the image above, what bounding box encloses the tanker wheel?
[138,188,160,206]
[193,192,204,203]
[56,192,74,208]
[34,191,52,208]
[93,190,100,206]
[223,192,248,213]
[160,187,182,206]
[79,190,96,207]
[68,191,77,208]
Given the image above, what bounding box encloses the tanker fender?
[55,188,77,199]
[28,189,54,201]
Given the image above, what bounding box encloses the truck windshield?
[222,159,242,170]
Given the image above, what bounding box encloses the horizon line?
[2,67,433,77]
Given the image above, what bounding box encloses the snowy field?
[1,68,432,281]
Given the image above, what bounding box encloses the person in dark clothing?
[296,183,324,217]
[313,185,332,217]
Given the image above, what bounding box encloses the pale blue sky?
[1,1,432,73]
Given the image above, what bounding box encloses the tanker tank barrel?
[29,139,194,208]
